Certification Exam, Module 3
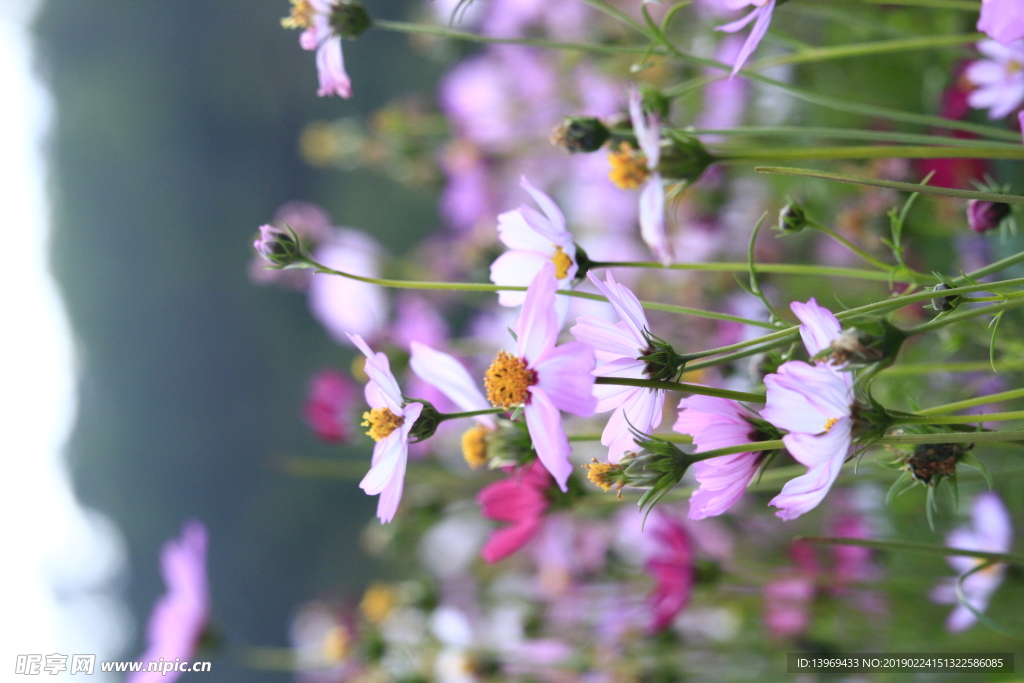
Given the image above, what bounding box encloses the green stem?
[953,248,1024,283]
[438,407,506,421]
[797,536,1024,566]
[569,432,693,444]
[904,298,1024,335]
[373,19,650,55]
[883,360,1024,375]
[807,220,895,273]
[722,145,1024,162]
[850,0,981,9]
[915,388,1024,416]
[593,376,765,403]
[688,126,1024,150]
[896,410,1024,425]
[750,32,982,71]
[588,259,926,283]
[880,430,1024,444]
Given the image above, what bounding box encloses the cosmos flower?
[282,0,369,98]
[930,491,1013,632]
[674,396,762,520]
[129,522,209,683]
[304,369,360,443]
[477,460,553,562]
[349,333,424,523]
[308,229,388,345]
[571,271,665,463]
[644,512,695,632]
[490,176,579,324]
[978,0,1024,45]
[760,299,853,520]
[716,0,778,77]
[483,262,596,490]
[966,40,1024,120]
[607,90,672,265]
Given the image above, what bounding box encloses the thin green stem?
[593,376,766,403]
[904,298,1024,335]
[687,126,1024,150]
[438,407,505,421]
[588,259,927,283]
[954,248,1024,283]
[373,19,650,55]
[915,388,1024,416]
[883,360,1024,375]
[849,0,981,10]
[751,33,982,71]
[807,220,895,272]
[578,0,654,37]
[896,410,1024,425]
[880,430,1024,444]
[722,145,1024,161]
[570,432,693,444]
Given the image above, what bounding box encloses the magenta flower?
[129,522,209,683]
[490,176,578,323]
[483,262,597,490]
[966,40,1024,119]
[760,362,854,520]
[978,0,1024,45]
[282,0,356,98]
[304,369,359,443]
[716,0,777,76]
[930,491,1013,632]
[608,90,672,265]
[348,333,424,523]
[477,461,552,562]
[570,271,665,463]
[643,513,695,632]
[674,396,761,520]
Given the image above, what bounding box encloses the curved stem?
[593,376,766,403]
[914,388,1024,416]
[588,259,926,283]
[904,298,1024,335]
[807,220,896,273]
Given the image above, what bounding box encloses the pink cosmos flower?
[304,369,359,443]
[966,40,1024,119]
[760,299,853,520]
[348,333,424,523]
[484,262,597,490]
[763,575,815,638]
[129,522,209,683]
[629,89,673,265]
[978,0,1024,45]
[930,491,1013,632]
[674,396,761,520]
[490,176,578,324]
[477,460,552,562]
[644,512,695,632]
[716,0,778,77]
[570,271,665,463]
[284,0,353,98]
[409,342,495,429]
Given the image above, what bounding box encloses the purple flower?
[978,0,1024,45]
[967,199,1012,233]
[966,40,1024,119]
[716,0,778,77]
[930,491,1013,632]
[307,229,388,345]
[674,396,762,519]
[349,334,424,523]
[129,522,209,683]
[282,0,355,98]
[570,271,665,463]
[791,297,843,360]
[484,262,596,490]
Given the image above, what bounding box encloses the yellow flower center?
[361,407,404,442]
[360,583,396,623]
[583,458,626,497]
[1010,60,1022,76]
[823,417,839,433]
[321,625,349,663]
[461,424,491,469]
[484,351,536,409]
[281,0,316,29]
[607,141,650,190]
[552,246,573,280]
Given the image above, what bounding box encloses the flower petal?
[409,342,494,427]
[534,341,598,416]
[517,262,560,363]
[524,388,573,491]
[790,298,842,357]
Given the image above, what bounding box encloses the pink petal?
[517,262,560,363]
[790,298,841,357]
[534,342,598,416]
[571,316,644,360]
[315,37,352,98]
[519,176,568,235]
[481,519,543,563]
[524,388,574,491]
[587,271,649,346]
[490,250,548,307]
[409,342,494,427]
[639,176,672,265]
[769,418,852,520]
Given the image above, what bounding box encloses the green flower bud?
[253,224,304,268]
[330,1,372,38]
[659,130,714,185]
[777,201,808,234]
[637,329,688,383]
[550,117,611,154]
[930,283,960,312]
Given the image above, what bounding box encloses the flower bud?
[930,283,960,312]
[777,201,807,234]
[407,401,441,443]
[637,330,688,383]
[254,224,304,267]
[550,117,611,154]
[330,1,372,38]
[659,131,713,184]
[967,199,1011,233]
[820,318,906,369]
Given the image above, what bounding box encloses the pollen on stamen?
[823,417,840,433]
[461,424,491,469]
[484,351,536,409]
[607,141,650,190]
[552,246,573,280]
[583,458,626,497]
[281,0,316,29]
[361,407,404,442]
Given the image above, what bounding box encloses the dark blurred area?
[35,1,442,678]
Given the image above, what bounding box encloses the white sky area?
[0,0,129,678]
